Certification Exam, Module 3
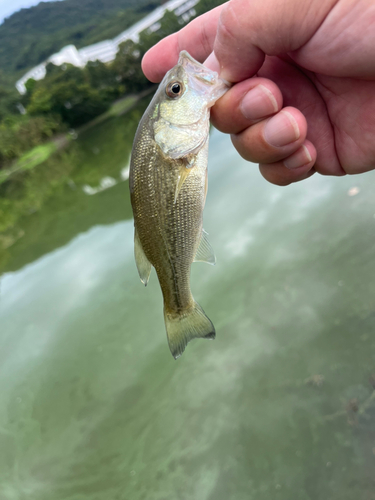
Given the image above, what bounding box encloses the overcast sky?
[0,0,63,24]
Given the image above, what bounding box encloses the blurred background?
[0,1,375,499]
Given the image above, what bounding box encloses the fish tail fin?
[164,301,215,359]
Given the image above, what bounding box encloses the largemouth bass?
[130,51,229,359]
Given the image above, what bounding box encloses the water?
[0,99,375,499]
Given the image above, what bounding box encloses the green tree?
[25,78,37,94]
[0,114,62,169]
[45,62,86,85]
[28,80,111,127]
[84,60,123,99]
[112,39,150,93]
[0,86,19,121]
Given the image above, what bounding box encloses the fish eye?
[166,81,184,98]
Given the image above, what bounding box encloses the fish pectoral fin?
[174,166,192,204]
[134,229,151,286]
[164,301,215,359]
[194,229,216,265]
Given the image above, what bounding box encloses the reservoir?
[1,96,375,500]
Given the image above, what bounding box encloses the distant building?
[15,0,198,94]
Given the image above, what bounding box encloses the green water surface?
[0,100,375,500]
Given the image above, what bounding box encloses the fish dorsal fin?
[194,229,216,265]
[134,229,152,286]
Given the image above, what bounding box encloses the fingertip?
[263,107,307,148]
[259,161,315,186]
[141,51,159,83]
[211,78,283,134]
[303,141,317,163]
[141,35,179,82]
[240,83,281,122]
[283,141,316,170]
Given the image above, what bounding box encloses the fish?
[129,51,229,359]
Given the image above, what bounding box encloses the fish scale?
[130,51,229,358]
[132,126,206,311]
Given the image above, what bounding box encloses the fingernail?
[284,145,312,169]
[204,52,221,74]
[240,85,278,121]
[264,111,300,147]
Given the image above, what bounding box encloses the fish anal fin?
[134,229,151,286]
[164,301,215,359]
[194,229,216,265]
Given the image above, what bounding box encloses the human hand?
[142,0,375,185]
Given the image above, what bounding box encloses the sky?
[0,0,63,24]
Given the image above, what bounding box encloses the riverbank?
[0,93,152,269]
[0,88,156,187]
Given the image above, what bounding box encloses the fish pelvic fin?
[134,228,151,286]
[164,301,215,359]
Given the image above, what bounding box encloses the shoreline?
[0,85,157,186]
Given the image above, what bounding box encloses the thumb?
[208,0,337,82]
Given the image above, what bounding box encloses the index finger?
[141,5,225,82]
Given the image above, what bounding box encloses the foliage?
[0,114,63,169]
[111,40,149,94]
[11,5,191,130]
[85,60,124,100]
[0,0,164,77]
[0,0,228,265]
[0,86,19,120]
[0,0,226,171]
[112,9,187,93]
[28,81,110,128]
[0,144,80,237]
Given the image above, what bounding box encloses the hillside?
[0,0,163,79]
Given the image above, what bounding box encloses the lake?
[1,97,375,500]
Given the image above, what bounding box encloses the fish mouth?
[178,51,209,71]
[178,50,227,85]
[178,50,231,106]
